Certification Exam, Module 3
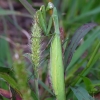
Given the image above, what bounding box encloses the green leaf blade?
[64,23,97,70]
[0,73,22,97]
[71,86,94,100]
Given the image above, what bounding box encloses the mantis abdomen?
[49,34,66,100]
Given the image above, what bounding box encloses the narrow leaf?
[71,40,100,86]
[64,23,97,69]
[71,86,94,100]
[0,9,32,17]
[67,7,100,25]
[38,80,54,95]
[66,28,100,71]
[0,73,22,97]
[19,0,36,16]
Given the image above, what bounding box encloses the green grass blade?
[64,23,97,70]
[0,34,12,67]
[73,41,100,84]
[38,80,54,95]
[0,9,32,17]
[66,7,100,25]
[81,0,95,13]
[66,40,100,96]
[71,86,94,100]
[66,28,100,71]
[0,73,22,97]
[66,0,78,20]
[19,0,36,16]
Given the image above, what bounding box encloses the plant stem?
[34,77,39,100]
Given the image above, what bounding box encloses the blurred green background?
[0,0,100,67]
[0,0,100,99]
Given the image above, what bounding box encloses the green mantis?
[49,7,66,100]
[36,2,66,100]
[31,2,66,100]
[35,2,54,36]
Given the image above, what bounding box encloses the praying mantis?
[35,2,66,100]
[35,2,59,36]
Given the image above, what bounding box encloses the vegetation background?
[0,0,100,100]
